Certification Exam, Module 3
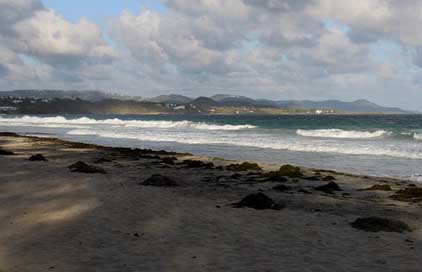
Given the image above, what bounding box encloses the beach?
[0,133,421,272]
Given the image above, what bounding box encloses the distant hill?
[0,90,117,102]
[271,99,407,113]
[145,94,193,104]
[190,97,220,109]
[0,90,410,114]
[210,94,269,107]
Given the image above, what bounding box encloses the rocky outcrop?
[350,217,411,233]
[140,174,178,187]
[226,162,262,171]
[315,182,342,194]
[232,193,285,210]
[68,161,106,174]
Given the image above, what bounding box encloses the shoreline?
[8,131,418,184]
[0,132,421,271]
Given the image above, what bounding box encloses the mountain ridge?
[0,90,410,114]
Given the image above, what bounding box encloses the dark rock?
[390,188,422,202]
[29,154,47,161]
[94,158,112,164]
[183,160,214,168]
[139,155,160,160]
[113,147,188,159]
[265,175,288,183]
[140,174,178,187]
[161,157,177,165]
[215,166,224,171]
[303,176,320,181]
[322,175,336,181]
[273,185,292,192]
[362,184,392,191]
[68,161,106,174]
[0,148,14,155]
[350,217,411,233]
[279,165,302,178]
[0,132,19,137]
[264,165,301,180]
[271,202,286,210]
[230,173,243,179]
[226,162,262,172]
[298,189,312,194]
[315,182,342,194]
[232,192,284,210]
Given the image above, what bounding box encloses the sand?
[0,134,421,272]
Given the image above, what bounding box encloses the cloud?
[0,0,422,109]
[13,9,117,68]
[0,0,117,89]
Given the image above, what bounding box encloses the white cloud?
[0,0,422,109]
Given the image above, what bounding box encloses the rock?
[29,154,47,161]
[322,175,336,181]
[183,160,214,168]
[278,165,302,178]
[68,161,106,174]
[232,192,284,210]
[350,217,411,233]
[140,174,178,187]
[273,185,292,192]
[0,148,14,155]
[390,187,422,202]
[215,166,224,171]
[0,132,19,137]
[94,158,112,164]
[299,189,312,194]
[230,173,243,179]
[263,164,302,180]
[315,182,342,194]
[113,147,187,159]
[226,162,262,171]
[362,184,392,191]
[271,203,286,210]
[264,174,288,183]
[303,176,320,181]
[139,155,160,160]
[161,157,177,165]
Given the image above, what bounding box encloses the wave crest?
[296,129,389,139]
[0,116,256,131]
[66,129,422,160]
[414,133,422,140]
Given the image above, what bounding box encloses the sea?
[1,114,422,182]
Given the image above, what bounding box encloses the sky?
[0,0,421,110]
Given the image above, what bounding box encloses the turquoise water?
[1,114,422,181]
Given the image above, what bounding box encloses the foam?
[296,129,389,139]
[66,129,422,160]
[0,116,256,131]
[409,173,422,183]
[413,133,422,140]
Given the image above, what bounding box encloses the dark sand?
[0,134,421,272]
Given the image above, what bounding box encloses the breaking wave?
[0,116,256,131]
[296,129,390,139]
[414,133,422,141]
[66,129,422,160]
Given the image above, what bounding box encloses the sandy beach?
[0,133,421,272]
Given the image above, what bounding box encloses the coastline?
[0,133,421,271]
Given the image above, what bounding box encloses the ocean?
[1,114,422,182]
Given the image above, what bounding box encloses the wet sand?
[0,133,421,272]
